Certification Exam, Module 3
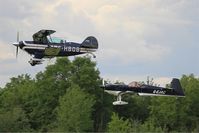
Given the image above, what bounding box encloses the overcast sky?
[0,0,198,87]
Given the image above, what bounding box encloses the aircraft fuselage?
[20,41,96,58]
[104,84,184,97]
[101,79,185,105]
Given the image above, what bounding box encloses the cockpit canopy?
[47,37,67,44]
[32,29,66,44]
[128,81,141,87]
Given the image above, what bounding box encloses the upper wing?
[32,29,56,43]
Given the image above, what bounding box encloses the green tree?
[138,119,164,132]
[148,74,199,132]
[0,107,31,132]
[114,95,150,123]
[2,56,198,132]
[149,97,178,131]
[107,112,131,132]
[71,57,100,93]
[0,57,103,131]
[70,57,111,132]
[0,74,35,110]
[57,84,95,132]
[0,74,34,131]
[180,74,199,131]
[94,88,114,132]
[27,57,72,131]
[16,57,104,131]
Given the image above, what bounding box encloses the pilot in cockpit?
[128,81,141,88]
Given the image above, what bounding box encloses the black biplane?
[13,29,98,66]
[101,78,185,105]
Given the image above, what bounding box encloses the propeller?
[100,78,106,88]
[16,31,19,58]
[13,31,21,58]
[100,78,107,98]
[17,31,19,42]
[100,78,105,107]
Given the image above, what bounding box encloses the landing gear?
[86,52,96,58]
[113,92,128,105]
[28,58,44,66]
[89,52,96,58]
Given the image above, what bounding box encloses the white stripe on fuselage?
[104,91,185,97]
[22,46,45,50]
[22,41,48,50]
[23,41,48,48]
[138,93,185,97]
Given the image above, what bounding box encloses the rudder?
[171,78,185,96]
[81,36,98,49]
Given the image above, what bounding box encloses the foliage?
[107,112,131,132]
[138,119,164,132]
[71,57,100,92]
[180,74,199,131]
[147,74,199,132]
[107,113,164,132]
[57,84,95,132]
[113,95,150,122]
[0,74,34,131]
[0,107,31,132]
[0,57,198,132]
[26,58,72,131]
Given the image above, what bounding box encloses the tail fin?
[171,78,185,96]
[81,36,98,49]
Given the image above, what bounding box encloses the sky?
[0,0,199,87]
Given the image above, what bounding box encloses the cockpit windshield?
[47,36,66,44]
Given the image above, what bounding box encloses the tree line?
[0,57,198,132]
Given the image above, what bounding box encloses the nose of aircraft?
[13,42,20,47]
[13,41,24,47]
[13,41,23,58]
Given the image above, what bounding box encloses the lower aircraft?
[101,78,185,105]
[13,29,98,66]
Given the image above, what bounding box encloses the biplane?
[13,29,98,66]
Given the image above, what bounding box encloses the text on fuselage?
[153,90,166,94]
[63,46,80,52]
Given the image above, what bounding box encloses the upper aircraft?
[13,29,98,66]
